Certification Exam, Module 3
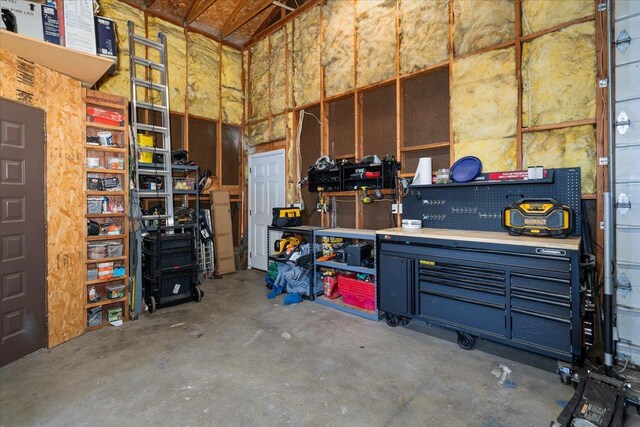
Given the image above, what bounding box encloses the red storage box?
[338,274,375,311]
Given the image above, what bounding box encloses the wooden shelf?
[85,191,125,196]
[86,121,126,131]
[86,168,126,174]
[85,296,127,309]
[86,235,125,241]
[85,145,127,153]
[324,189,394,197]
[85,256,127,264]
[85,276,128,286]
[86,213,127,218]
[84,99,127,111]
[0,30,112,86]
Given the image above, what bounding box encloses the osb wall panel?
[455,138,518,172]
[523,125,596,194]
[452,47,517,142]
[221,46,244,125]
[522,22,596,127]
[323,0,355,97]
[270,28,287,115]
[246,120,270,146]
[522,0,593,35]
[399,0,449,75]
[453,0,515,56]
[96,0,145,100]
[147,17,187,113]
[0,50,84,347]
[271,114,287,141]
[293,6,321,106]
[356,0,396,87]
[250,37,270,120]
[187,32,220,120]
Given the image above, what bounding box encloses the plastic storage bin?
[88,242,107,259]
[143,232,193,252]
[105,283,125,299]
[107,242,123,257]
[113,266,126,277]
[338,274,375,311]
[87,268,98,281]
[107,306,123,322]
[87,197,103,214]
[88,307,103,327]
[143,249,193,275]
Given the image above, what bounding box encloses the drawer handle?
[511,287,570,301]
[423,290,504,310]
[511,273,570,284]
[512,307,570,324]
[511,293,571,307]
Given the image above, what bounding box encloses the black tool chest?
[378,231,582,362]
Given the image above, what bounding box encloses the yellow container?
[137,134,154,163]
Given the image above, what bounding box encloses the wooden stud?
[448,0,455,166]
[184,29,190,154]
[400,142,450,152]
[521,14,596,42]
[222,0,275,39]
[521,118,597,133]
[245,0,323,48]
[453,40,517,61]
[515,0,523,170]
[594,0,607,268]
[217,41,223,187]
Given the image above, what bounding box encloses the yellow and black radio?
[502,198,573,238]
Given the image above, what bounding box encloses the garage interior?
[0,0,639,425]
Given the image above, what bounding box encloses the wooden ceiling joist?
[143,0,156,7]
[221,0,250,38]
[183,0,220,26]
[252,5,282,38]
[222,0,275,38]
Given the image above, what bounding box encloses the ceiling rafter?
[143,0,157,7]
[251,5,282,39]
[183,0,221,26]
[222,0,275,38]
[221,0,250,38]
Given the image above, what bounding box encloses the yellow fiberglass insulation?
[399,0,449,75]
[453,0,515,57]
[455,138,518,172]
[522,0,593,35]
[271,114,287,141]
[356,0,396,87]
[270,28,287,115]
[522,21,596,127]
[285,22,294,110]
[323,0,355,97]
[523,125,596,194]
[293,7,321,106]
[147,17,186,113]
[221,46,243,125]
[247,120,270,146]
[250,37,270,121]
[243,50,249,123]
[96,0,144,100]
[451,47,517,142]
[187,32,219,120]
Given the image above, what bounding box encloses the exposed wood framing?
[246,0,322,48]
[515,0,523,169]
[521,14,596,42]
[448,0,455,165]
[222,0,275,38]
[521,118,597,133]
[221,0,250,38]
[183,0,221,26]
[252,6,282,38]
[594,0,608,267]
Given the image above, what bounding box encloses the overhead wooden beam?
[183,0,220,26]
[222,0,274,38]
[245,0,320,49]
[143,0,157,7]
[251,5,282,39]
[221,0,250,38]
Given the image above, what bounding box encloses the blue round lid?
[450,156,482,183]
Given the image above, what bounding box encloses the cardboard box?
[94,16,115,57]
[0,0,60,44]
[56,0,95,55]
[210,191,236,275]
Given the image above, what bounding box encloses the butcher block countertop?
[376,227,581,251]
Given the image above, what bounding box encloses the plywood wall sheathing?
[356,0,396,88]
[249,37,270,120]
[453,0,515,57]
[147,17,187,113]
[398,0,449,75]
[523,125,596,193]
[0,49,84,347]
[96,0,145,100]
[221,45,244,125]
[187,32,220,120]
[293,6,321,106]
[269,28,287,115]
[522,21,596,127]
[451,47,518,170]
[522,0,594,35]
[322,0,355,97]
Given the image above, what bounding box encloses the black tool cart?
[142,224,202,312]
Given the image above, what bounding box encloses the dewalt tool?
[502,198,573,238]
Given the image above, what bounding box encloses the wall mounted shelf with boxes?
[83,89,129,330]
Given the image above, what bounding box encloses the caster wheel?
[457,332,476,350]
[386,313,400,327]
[195,286,203,302]
[400,318,410,326]
[148,296,157,313]
[129,312,139,321]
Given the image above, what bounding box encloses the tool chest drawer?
[511,293,571,319]
[510,273,571,297]
[511,310,571,354]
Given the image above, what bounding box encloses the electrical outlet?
[391,203,403,214]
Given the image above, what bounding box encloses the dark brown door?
[0,98,46,366]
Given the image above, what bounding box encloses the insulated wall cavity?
[522,21,596,127]
[323,0,355,97]
[523,125,596,194]
[246,120,270,146]
[522,0,594,35]
[356,0,396,87]
[399,0,449,74]
[453,0,515,56]
[221,46,243,125]
[187,32,219,120]
[293,6,320,106]
[270,28,287,115]
[271,114,287,141]
[250,37,270,120]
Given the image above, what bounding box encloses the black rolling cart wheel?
[195,285,203,302]
[456,332,476,350]
[385,313,400,327]
[400,317,410,326]
[148,296,157,313]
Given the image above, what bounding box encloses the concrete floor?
[2,270,639,426]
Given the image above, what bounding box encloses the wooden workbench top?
[376,227,581,251]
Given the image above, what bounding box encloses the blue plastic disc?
[450,156,482,183]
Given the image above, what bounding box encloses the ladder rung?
[133,78,166,92]
[141,214,172,220]
[137,169,171,176]
[138,146,169,155]
[136,101,167,113]
[132,56,165,71]
[138,191,171,197]
[136,123,169,134]
[132,34,164,51]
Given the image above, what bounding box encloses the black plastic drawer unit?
[378,234,582,362]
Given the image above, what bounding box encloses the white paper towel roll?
[411,157,432,186]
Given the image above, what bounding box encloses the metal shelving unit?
[313,228,382,321]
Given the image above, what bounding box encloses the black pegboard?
[403,168,581,235]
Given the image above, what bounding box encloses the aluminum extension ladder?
[127,21,174,230]
[198,209,217,279]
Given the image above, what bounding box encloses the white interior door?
[248,149,285,270]
[614,0,640,365]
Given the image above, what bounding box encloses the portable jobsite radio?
[502,198,573,238]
